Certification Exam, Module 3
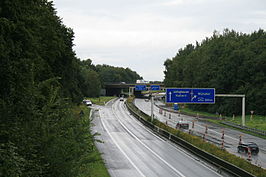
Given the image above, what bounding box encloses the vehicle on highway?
[176,120,189,129]
[120,97,124,101]
[237,142,259,154]
[145,98,149,102]
[83,99,92,106]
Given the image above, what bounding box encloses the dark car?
[176,121,189,129]
[237,142,259,154]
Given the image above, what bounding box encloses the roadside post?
[250,110,254,121]
[239,134,242,145]
[247,147,252,161]
[151,95,154,122]
[205,125,208,134]
[221,129,225,149]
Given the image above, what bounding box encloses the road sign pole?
[242,96,245,126]
[151,95,154,122]
[215,94,245,126]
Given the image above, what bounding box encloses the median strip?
[125,97,266,177]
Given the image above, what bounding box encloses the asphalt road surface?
[134,98,266,169]
[91,99,228,177]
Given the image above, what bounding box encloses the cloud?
[160,0,185,6]
[54,0,266,80]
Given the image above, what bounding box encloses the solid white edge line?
[99,109,146,177]
[120,101,224,177]
[112,101,186,177]
[136,99,239,142]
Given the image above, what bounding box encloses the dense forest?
[0,0,141,176]
[95,64,142,84]
[164,29,266,116]
[78,60,142,96]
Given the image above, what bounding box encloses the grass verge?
[205,119,266,140]
[178,107,266,138]
[86,96,116,105]
[179,107,266,131]
[73,105,110,177]
[127,97,266,177]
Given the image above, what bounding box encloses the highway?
[134,98,266,169]
[91,99,227,177]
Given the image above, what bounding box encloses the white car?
[83,99,92,106]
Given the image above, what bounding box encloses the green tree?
[164,29,266,115]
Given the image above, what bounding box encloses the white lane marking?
[112,102,186,177]
[136,99,239,142]
[121,103,166,142]
[99,110,146,177]
[119,102,224,177]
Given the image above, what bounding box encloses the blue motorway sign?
[135,85,147,91]
[166,88,215,104]
[150,85,160,91]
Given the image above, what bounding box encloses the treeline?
[78,60,142,97]
[0,0,140,176]
[164,29,266,116]
[95,64,142,84]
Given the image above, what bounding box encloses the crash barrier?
[222,121,266,137]
[154,103,221,120]
[125,101,255,177]
[156,102,266,137]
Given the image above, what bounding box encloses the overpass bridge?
[103,82,164,97]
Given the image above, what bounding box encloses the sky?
[53,0,266,81]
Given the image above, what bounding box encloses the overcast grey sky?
[53,0,266,81]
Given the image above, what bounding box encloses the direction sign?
[150,85,160,91]
[135,85,147,91]
[166,88,215,104]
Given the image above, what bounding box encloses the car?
[82,99,87,104]
[175,120,189,129]
[120,97,124,101]
[84,100,92,106]
[145,99,149,102]
[237,142,259,154]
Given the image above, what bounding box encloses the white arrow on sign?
[191,95,197,101]
[169,92,172,101]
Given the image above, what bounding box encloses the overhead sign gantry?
[135,85,147,91]
[166,88,215,104]
[150,85,160,91]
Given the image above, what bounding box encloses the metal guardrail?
[156,103,266,137]
[125,101,256,177]
[154,103,221,120]
[222,121,266,137]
